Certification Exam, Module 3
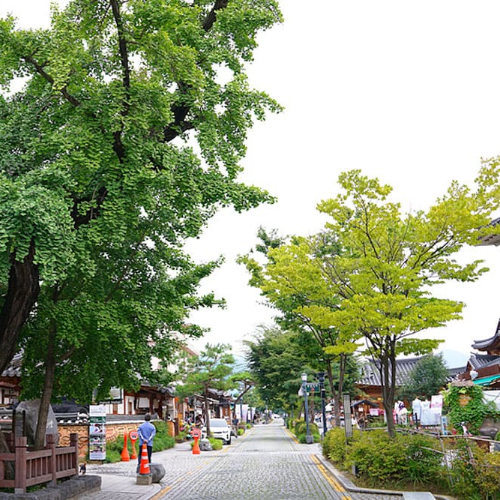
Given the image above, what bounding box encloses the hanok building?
[357,355,464,409]
[457,218,500,387]
[459,319,500,388]
[358,357,431,406]
[0,353,21,406]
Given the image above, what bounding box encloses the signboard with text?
[89,405,107,460]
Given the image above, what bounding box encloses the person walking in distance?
[137,414,156,470]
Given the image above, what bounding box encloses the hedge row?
[322,428,500,500]
[105,420,175,463]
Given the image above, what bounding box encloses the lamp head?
[301,373,307,382]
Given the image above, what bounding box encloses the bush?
[104,434,130,463]
[209,438,223,450]
[237,428,245,436]
[442,384,499,435]
[103,422,175,463]
[443,439,500,500]
[346,430,406,484]
[175,431,187,443]
[294,419,319,437]
[292,418,321,444]
[322,428,361,465]
[322,426,500,499]
[403,433,442,487]
[103,448,122,464]
[472,447,500,500]
[246,423,252,429]
[294,419,305,435]
[344,430,441,487]
[297,432,321,443]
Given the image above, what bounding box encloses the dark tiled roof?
[1,353,22,378]
[358,356,462,387]
[447,366,467,381]
[358,357,423,386]
[471,319,500,351]
[54,412,89,424]
[351,398,379,408]
[477,217,500,247]
[468,353,500,370]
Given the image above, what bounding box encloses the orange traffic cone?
[192,437,200,455]
[138,443,150,475]
[121,433,130,462]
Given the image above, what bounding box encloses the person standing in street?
[137,414,156,469]
[232,415,239,438]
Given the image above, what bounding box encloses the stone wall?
[58,422,141,460]
[58,424,88,460]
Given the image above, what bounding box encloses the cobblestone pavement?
[83,421,404,500]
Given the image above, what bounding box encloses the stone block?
[199,438,212,451]
[403,493,435,500]
[136,473,153,486]
[150,463,166,483]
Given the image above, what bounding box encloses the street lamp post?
[301,373,313,444]
[316,372,327,437]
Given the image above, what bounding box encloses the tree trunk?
[337,355,347,425]
[379,350,396,437]
[0,242,40,374]
[203,392,210,437]
[325,360,341,427]
[33,323,57,450]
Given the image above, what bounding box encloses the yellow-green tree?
[240,229,359,426]
[252,166,500,436]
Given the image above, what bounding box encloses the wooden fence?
[0,433,78,494]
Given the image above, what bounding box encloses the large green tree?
[398,354,450,402]
[0,0,282,448]
[245,326,312,417]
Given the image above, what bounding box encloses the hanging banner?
[236,404,249,422]
[89,405,107,460]
[430,395,443,425]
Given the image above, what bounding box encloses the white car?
[202,418,232,444]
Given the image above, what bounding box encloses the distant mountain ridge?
[438,349,469,369]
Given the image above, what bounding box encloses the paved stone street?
[157,422,402,500]
[83,420,404,500]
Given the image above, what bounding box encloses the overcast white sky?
[3,1,500,367]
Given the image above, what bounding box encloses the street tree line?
[1,0,499,467]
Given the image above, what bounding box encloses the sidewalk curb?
[315,454,457,500]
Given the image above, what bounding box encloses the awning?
[473,374,500,386]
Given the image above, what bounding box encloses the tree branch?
[163,1,230,143]
[22,55,82,107]
[110,0,131,162]
[202,0,229,32]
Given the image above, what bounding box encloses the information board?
[89,405,107,460]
